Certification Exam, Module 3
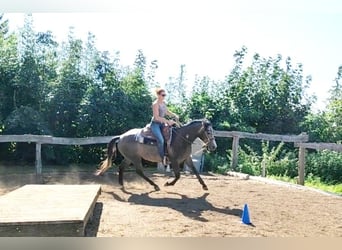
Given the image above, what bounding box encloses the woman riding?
[151,88,178,165]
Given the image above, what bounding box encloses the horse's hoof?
[203,185,208,191]
[154,185,160,191]
[94,170,102,176]
[164,182,171,187]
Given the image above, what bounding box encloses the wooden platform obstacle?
[0,184,101,236]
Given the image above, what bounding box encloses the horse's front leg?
[164,161,180,186]
[185,156,208,190]
[131,157,160,191]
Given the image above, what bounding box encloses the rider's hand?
[168,120,176,126]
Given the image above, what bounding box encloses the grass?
[305,179,342,195]
[268,175,342,195]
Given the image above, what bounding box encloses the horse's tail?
[95,136,120,176]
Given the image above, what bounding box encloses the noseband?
[199,122,215,147]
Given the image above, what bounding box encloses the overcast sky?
[2,0,342,110]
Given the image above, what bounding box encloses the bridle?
[198,122,216,150]
[173,120,215,150]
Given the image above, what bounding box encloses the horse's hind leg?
[185,156,208,190]
[118,158,130,186]
[133,158,160,191]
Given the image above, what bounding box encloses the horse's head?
[198,119,217,152]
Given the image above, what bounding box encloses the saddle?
[136,123,172,146]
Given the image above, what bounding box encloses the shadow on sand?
[85,202,103,237]
[107,188,243,222]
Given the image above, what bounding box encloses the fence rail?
[0,134,116,180]
[0,131,311,184]
[294,142,342,185]
[2,132,339,186]
[0,134,114,145]
[294,142,342,152]
[214,131,309,183]
[214,131,309,143]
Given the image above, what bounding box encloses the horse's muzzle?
[207,140,217,152]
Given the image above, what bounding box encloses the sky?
[1,0,342,110]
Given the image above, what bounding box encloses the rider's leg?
[150,122,165,164]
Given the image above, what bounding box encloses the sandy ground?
[0,169,341,237]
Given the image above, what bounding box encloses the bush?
[201,140,342,186]
[203,153,229,173]
[235,145,261,175]
[267,151,298,178]
[306,150,342,184]
[224,141,297,178]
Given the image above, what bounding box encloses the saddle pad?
[136,129,158,145]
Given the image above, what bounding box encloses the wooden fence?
[0,131,312,184]
[0,135,113,178]
[294,142,342,185]
[214,131,310,184]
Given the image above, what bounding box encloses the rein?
[172,121,212,151]
[172,128,193,145]
[172,127,209,156]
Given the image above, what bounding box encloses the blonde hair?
[155,87,165,96]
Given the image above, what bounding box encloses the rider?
[151,88,179,165]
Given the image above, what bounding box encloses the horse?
[95,119,217,191]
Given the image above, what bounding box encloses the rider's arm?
[166,109,179,120]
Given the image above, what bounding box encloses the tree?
[35,30,59,112]
[165,64,187,105]
[146,59,159,91]
[78,51,126,136]
[327,65,342,141]
[215,47,312,134]
[48,28,90,137]
[302,66,342,142]
[0,14,9,37]
[0,15,18,123]
[187,75,217,121]
[13,15,43,110]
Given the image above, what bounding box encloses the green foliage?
[269,175,342,195]
[215,48,312,134]
[0,24,19,120]
[0,14,9,36]
[166,64,187,105]
[235,145,261,175]
[227,141,297,177]
[4,106,50,135]
[0,15,341,187]
[0,15,153,164]
[301,66,342,142]
[203,153,229,173]
[305,174,342,194]
[306,150,342,184]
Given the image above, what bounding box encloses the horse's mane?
[181,119,210,127]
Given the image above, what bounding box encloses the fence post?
[261,159,266,177]
[298,146,305,185]
[35,143,43,183]
[231,136,240,170]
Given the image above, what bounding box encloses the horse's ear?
[202,119,210,128]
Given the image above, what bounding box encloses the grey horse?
[96,119,217,191]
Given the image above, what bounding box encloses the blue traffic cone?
[242,204,251,224]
